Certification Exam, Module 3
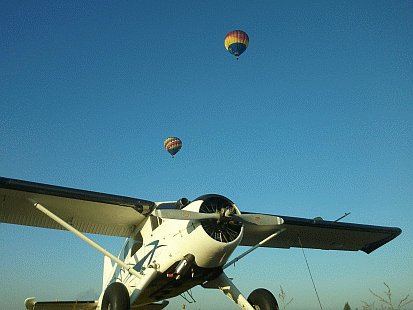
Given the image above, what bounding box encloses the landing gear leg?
[202,272,256,310]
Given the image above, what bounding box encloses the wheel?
[101,282,130,310]
[247,288,279,310]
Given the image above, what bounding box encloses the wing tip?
[361,227,402,254]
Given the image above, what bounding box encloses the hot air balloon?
[164,137,182,158]
[225,30,249,59]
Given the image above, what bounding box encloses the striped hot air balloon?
[164,137,182,158]
[225,30,249,59]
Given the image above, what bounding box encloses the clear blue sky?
[1,0,412,309]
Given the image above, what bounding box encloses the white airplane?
[1,177,401,310]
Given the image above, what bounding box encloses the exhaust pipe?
[169,254,195,280]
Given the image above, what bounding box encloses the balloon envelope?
[225,30,249,59]
[164,137,182,157]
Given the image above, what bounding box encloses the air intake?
[197,195,242,243]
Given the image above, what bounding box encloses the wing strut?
[28,199,144,279]
[223,229,286,269]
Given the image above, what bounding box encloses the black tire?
[101,282,130,310]
[247,288,279,310]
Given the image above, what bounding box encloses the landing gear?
[247,288,279,310]
[101,282,130,310]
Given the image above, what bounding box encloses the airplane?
[0,176,402,310]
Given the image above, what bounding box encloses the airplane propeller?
[152,209,284,226]
[153,200,284,243]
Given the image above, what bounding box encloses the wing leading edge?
[0,177,155,237]
[240,213,401,254]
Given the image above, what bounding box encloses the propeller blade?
[232,214,284,226]
[153,209,284,225]
[153,209,220,221]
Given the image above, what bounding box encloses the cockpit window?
[123,241,130,260]
[150,215,162,230]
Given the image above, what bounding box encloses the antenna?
[334,212,351,222]
[297,233,323,310]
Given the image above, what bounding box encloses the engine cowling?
[194,194,243,243]
[149,194,244,270]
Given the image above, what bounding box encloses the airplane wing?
[0,177,155,237]
[25,298,97,310]
[24,298,169,310]
[240,213,401,254]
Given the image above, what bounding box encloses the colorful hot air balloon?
[164,137,182,158]
[225,30,249,59]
